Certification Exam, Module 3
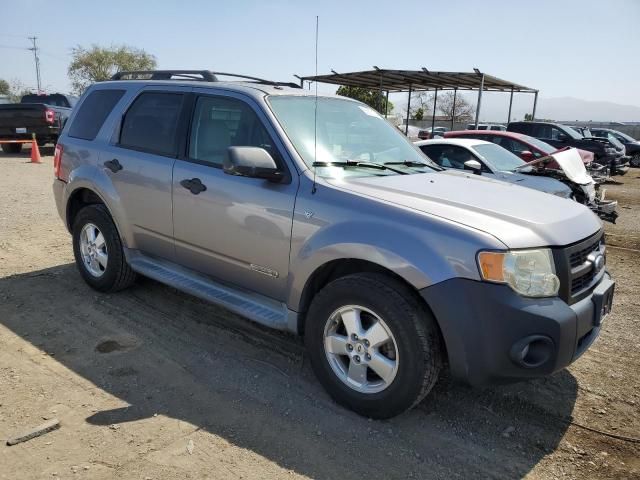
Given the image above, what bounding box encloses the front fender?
[286,219,482,311]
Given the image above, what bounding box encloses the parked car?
[53,69,614,419]
[466,123,506,131]
[507,121,629,176]
[415,138,572,198]
[397,124,422,139]
[590,127,640,167]
[441,132,617,222]
[418,126,448,139]
[444,129,595,170]
[0,93,77,153]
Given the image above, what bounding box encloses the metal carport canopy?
[298,68,539,132]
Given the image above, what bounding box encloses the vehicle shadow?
[0,264,578,479]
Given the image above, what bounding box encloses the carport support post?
[385,90,389,118]
[378,73,383,114]
[507,87,514,124]
[431,88,438,133]
[474,74,485,129]
[451,88,457,130]
[405,84,412,135]
[532,90,538,121]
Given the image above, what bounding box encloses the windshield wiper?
[312,161,407,175]
[384,160,441,170]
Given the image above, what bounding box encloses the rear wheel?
[72,204,136,292]
[305,273,442,419]
[1,143,22,154]
[631,154,640,168]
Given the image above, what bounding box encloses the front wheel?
[631,154,640,168]
[305,273,442,419]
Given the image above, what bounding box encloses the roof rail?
[110,69,301,88]
[111,70,217,81]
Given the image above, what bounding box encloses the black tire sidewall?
[1,143,22,154]
[305,274,440,418]
[72,205,128,292]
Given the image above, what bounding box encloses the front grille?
[571,268,597,294]
[553,231,605,304]
[569,239,601,268]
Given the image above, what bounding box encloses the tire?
[1,143,22,154]
[631,154,640,168]
[304,273,442,419]
[72,204,136,292]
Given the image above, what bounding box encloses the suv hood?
[332,171,601,249]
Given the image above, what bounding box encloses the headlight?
[604,147,616,155]
[477,249,560,297]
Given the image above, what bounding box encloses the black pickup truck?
[0,93,77,153]
[507,121,629,176]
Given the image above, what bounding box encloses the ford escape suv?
[53,70,615,419]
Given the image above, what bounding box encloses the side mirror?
[464,159,483,175]
[224,146,283,182]
[520,150,534,162]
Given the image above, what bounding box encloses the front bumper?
[420,273,614,385]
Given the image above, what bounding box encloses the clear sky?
[2,0,639,111]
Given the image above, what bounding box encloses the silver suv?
[53,70,615,419]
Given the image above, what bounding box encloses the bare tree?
[437,92,475,123]
[409,91,434,119]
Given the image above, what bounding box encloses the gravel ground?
[0,148,638,479]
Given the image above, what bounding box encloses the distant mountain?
[534,97,640,123]
[478,95,640,123]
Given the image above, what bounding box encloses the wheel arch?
[295,259,447,357]
[66,187,107,232]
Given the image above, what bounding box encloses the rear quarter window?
[68,89,125,141]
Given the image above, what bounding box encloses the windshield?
[473,143,526,171]
[268,96,437,178]
[611,130,636,143]
[563,126,583,140]
[519,134,555,154]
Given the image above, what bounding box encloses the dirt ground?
[0,147,638,480]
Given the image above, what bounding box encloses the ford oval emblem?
[594,254,605,271]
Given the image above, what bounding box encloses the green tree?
[0,79,9,96]
[412,107,424,120]
[524,113,533,121]
[68,44,157,94]
[336,85,393,114]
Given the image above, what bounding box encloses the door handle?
[180,177,207,195]
[104,159,123,173]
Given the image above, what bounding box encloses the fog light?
[510,335,554,368]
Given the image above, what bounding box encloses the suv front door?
[171,91,298,301]
[102,87,188,260]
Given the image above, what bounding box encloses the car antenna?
[312,15,319,194]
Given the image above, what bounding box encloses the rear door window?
[67,89,125,141]
[119,92,184,157]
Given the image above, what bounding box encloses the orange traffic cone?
[30,139,42,164]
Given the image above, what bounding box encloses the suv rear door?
[171,90,298,301]
[100,86,189,260]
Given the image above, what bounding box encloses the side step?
[127,251,292,332]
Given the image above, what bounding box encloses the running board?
[127,251,293,332]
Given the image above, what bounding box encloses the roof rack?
[110,70,301,88]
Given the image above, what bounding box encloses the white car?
[415,138,571,198]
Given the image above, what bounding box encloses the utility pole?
[28,36,42,93]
